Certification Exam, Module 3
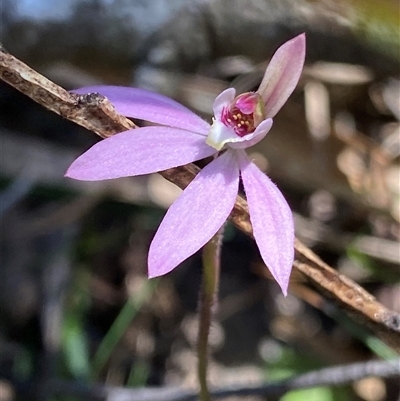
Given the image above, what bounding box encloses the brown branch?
[1,43,399,352]
[0,43,136,137]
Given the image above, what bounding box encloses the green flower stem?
[198,226,223,401]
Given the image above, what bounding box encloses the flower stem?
[198,226,223,401]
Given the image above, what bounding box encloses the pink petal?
[66,126,216,181]
[148,150,240,277]
[73,86,210,134]
[212,88,235,119]
[227,118,273,149]
[237,150,294,295]
[257,33,306,118]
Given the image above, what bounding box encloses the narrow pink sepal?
[237,150,294,295]
[73,86,210,135]
[66,126,216,181]
[148,150,240,277]
[257,33,306,118]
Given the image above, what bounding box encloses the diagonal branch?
[0,43,136,137]
[1,43,399,352]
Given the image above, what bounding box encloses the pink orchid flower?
[66,33,305,295]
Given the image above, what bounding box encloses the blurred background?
[0,0,399,400]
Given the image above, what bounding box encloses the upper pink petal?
[148,150,240,277]
[212,88,235,119]
[236,150,294,295]
[66,126,216,181]
[257,33,306,118]
[73,86,210,134]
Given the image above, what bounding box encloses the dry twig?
[45,358,400,400]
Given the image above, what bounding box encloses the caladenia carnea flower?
[66,33,306,295]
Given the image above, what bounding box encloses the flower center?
[221,106,255,137]
[218,92,265,138]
